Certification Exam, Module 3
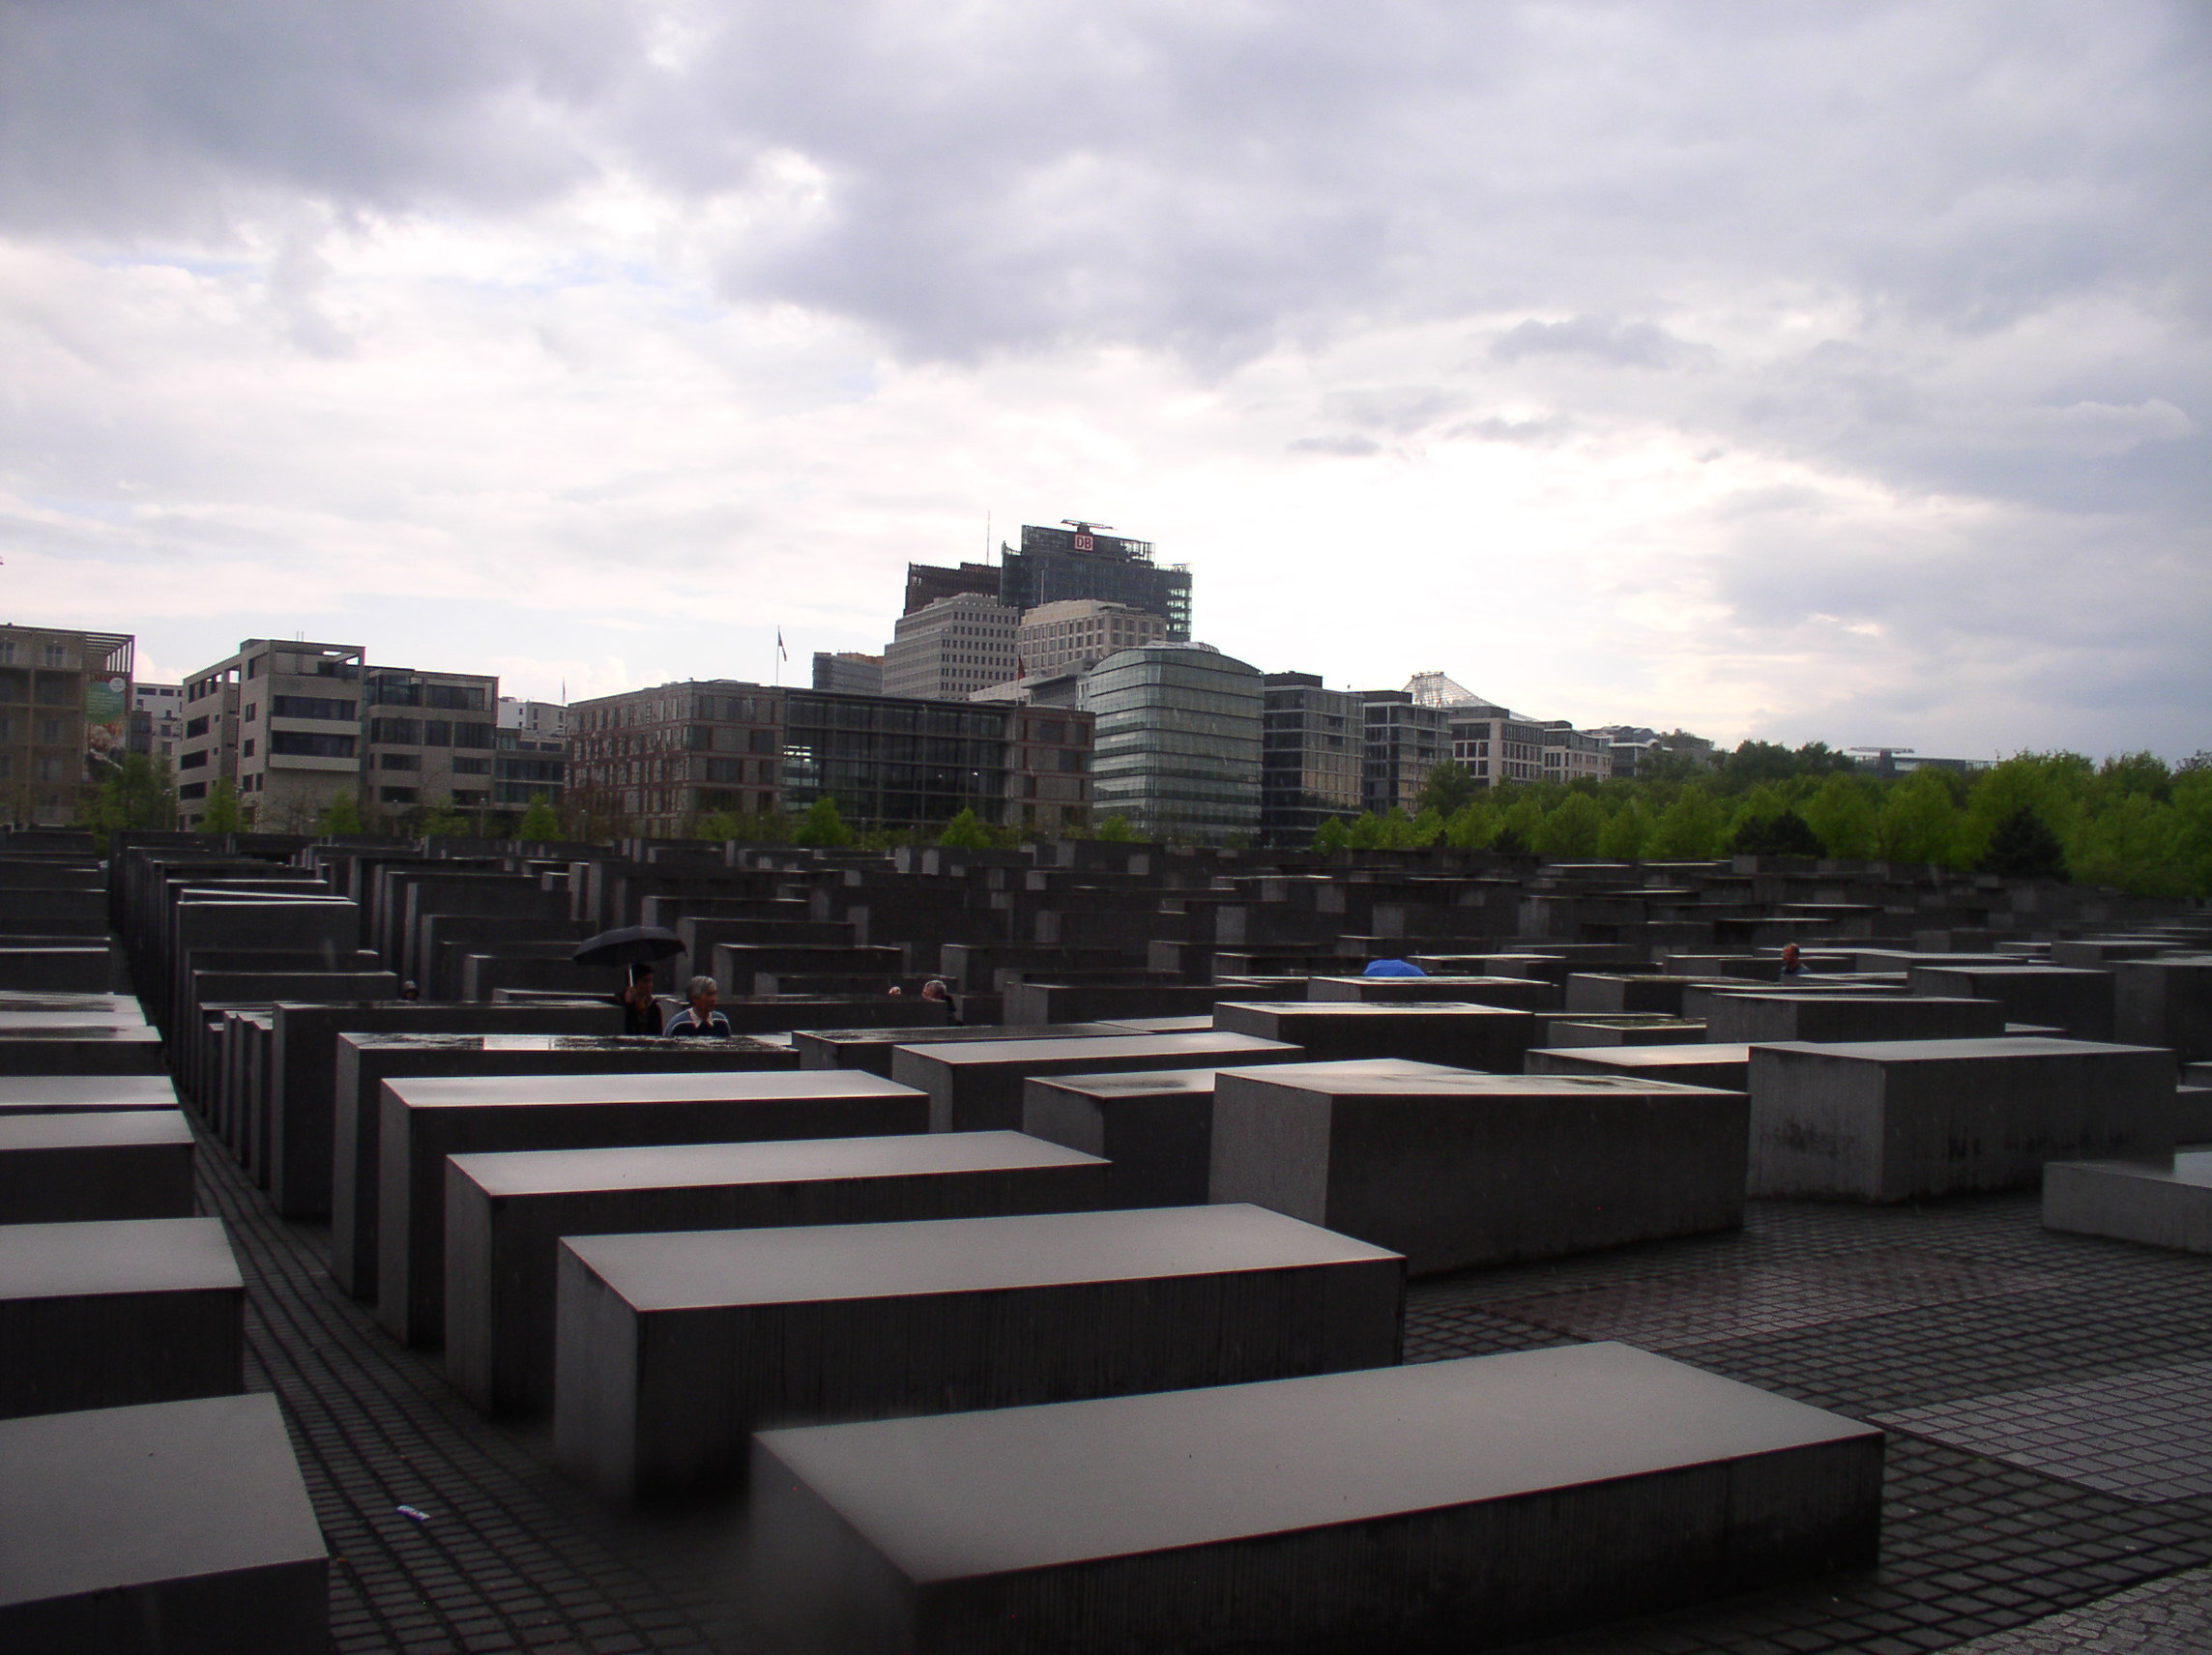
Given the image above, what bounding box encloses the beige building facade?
[0,624,134,827]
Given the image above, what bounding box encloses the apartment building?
[1537,722,1614,784]
[0,624,133,827]
[362,664,500,815]
[1359,690,1452,816]
[1446,704,1550,787]
[177,640,364,829]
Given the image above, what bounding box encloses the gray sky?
[3,0,2205,756]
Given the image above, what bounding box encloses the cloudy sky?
[2,1,2205,757]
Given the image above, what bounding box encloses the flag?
[776,628,788,662]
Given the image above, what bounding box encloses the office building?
[178,640,364,830]
[0,624,133,827]
[882,593,1019,702]
[1447,706,1550,787]
[129,682,185,762]
[1588,726,1718,779]
[1538,722,1613,784]
[902,561,1001,617]
[1358,691,1453,816]
[1261,673,1362,847]
[566,681,1091,837]
[363,664,500,816]
[1081,644,1262,842]
[1001,523,1191,640]
[1017,600,1168,679]
[811,652,885,695]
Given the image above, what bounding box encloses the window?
[422,720,451,747]
[178,780,206,799]
[244,703,257,721]
[451,756,490,774]
[42,643,69,667]
[380,786,418,804]
[379,753,419,771]
[424,683,484,711]
[368,717,420,744]
[271,695,355,721]
[178,749,208,769]
[241,739,255,758]
[39,718,62,743]
[270,730,356,759]
[452,721,494,749]
[34,676,72,706]
[185,715,209,739]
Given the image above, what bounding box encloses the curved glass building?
[1079,644,1263,843]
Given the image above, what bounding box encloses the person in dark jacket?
[662,974,733,1037]
[616,964,661,1035]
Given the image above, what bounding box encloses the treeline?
[1314,745,2212,898]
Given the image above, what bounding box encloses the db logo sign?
[1072,534,1093,551]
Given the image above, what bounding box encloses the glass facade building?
[1261,672,1361,846]
[1081,644,1262,843]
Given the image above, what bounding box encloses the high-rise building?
[902,561,1000,617]
[882,593,1019,702]
[363,665,500,816]
[178,640,364,830]
[1081,644,1262,842]
[0,624,133,827]
[811,652,885,695]
[1001,524,1191,640]
[1358,691,1452,816]
[1016,600,1168,679]
[1261,673,1361,846]
[565,681,1091,837]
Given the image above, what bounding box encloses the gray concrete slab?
[0,1111,194,1224]
[1212,1001,1537,1073]
[1210,1060,1748,1275]
[890,1031,1302,1132]
[1750,1036,2176,1202]
[0,1075,180,1116]
[2112,955,2212,1063]
[1019,1065,1243,1211]
[1527,1043,1756,1092]
[1536,1015,1705,1047]
[378,1069,931,1346]
[555,1202,1403,1500]
[0,1393,327,1655]
[268,1000,621,1220]
[792,1022,1116,1077]
[1908,964,2117,1042]
[0,1216,243,1418]
[745,1342,1882,1655]
[2044,1150,2212,1252]
[446,1129,1107,1415]
[0,1026,164,1075]
[1305,974,1563,1010]
[1703,992,2008,1045]
[331,1031,798,1300]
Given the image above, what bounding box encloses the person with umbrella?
[571,926,686,1035]
[615,964,660,1035]
[662,975,733,1038]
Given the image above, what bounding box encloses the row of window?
[0,670,79,706]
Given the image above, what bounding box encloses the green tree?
[1534,792,1605,857]
[87,753,176,845]
[199,775,246,833]
[1596,798,1650,859]
[1092,813,1137,843]
[793,796,858,848]
[1345,812,1384,850]
[1407,807,1446,849]
[936,807,993,850]
[516,795,562,840]
[1442,794,1499,850]
[1801,772,1881,859]
[419,797,472,838]
[1645,784,1726,857]
[1499,794,1547,851]
[1731,808,1825,857]
[1310,816,1352,853]
[1981,805,2067,881]
[315,791,364,835]
[1416,761,1479,819]
[1878,769,1964,864]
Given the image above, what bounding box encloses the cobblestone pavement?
[196,1118,2212,1654]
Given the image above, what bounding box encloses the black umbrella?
[571,926,685,969]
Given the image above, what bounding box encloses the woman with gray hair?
[661,974,733,1037]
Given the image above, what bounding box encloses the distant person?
[1779,944,1807,978]
[1362,958,1428,978]
[663,974,733,1037]
[919,978,963,1025]
[616,964,661,1035]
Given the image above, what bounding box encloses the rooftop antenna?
[1060,520,1113,535]
[985,510,991,566]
